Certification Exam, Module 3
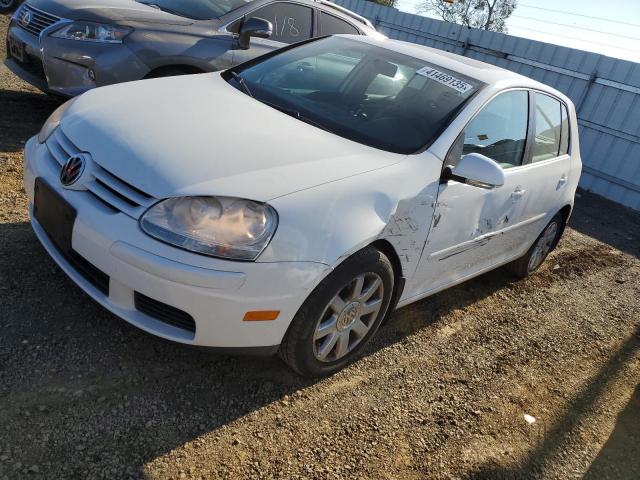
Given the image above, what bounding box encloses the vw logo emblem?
[20,10,32,28]
[60,155,86,186]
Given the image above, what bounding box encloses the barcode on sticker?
[416,67,474,93]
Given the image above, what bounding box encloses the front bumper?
[23,136,331,350]
[5,21,149,97]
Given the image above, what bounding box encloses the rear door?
[510,91,572,237]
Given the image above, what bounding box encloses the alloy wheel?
[313,272,384,362]
[528,221,559,272]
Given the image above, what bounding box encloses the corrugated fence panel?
[336,0,640,210]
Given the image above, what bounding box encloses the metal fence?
[336,0,640,211]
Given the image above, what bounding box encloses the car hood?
[60,73,405,201]
[27,0,195,25]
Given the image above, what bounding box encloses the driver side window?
[451,90,529,169]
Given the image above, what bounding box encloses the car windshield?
[137,0,250,19]
[230,36,482,154]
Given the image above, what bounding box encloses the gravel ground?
[1,14,640,480]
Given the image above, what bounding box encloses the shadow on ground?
[570,189,640,259]
[467,332,640,479]
[585,380,640,479]
[0,217,526,478]
[0,89,60,151]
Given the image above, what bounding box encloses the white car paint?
[23,35,581,351]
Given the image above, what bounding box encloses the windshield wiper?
[261,101,333,134]
[230,71,253,98]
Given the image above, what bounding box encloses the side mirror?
[444,153,505,189]
[238,17,272,50]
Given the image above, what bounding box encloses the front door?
[412,89,539,295]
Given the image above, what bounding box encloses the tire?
[280,246,395,378]
[507,213,563,279]
[0,0,21,14]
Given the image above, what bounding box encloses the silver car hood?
[27,0,195,25]
[60,73,404,201]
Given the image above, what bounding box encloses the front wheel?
[280,246,394,377]
[0,0,22,14]
[508,213,563,279]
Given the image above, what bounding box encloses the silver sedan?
[5,0,377,97]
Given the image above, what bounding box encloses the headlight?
[51,22,132,43]
[37,97,78,144]
[140,196,278,261]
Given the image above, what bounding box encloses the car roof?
[343,35,567,98]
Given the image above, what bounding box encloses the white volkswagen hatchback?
[24,35,581,377]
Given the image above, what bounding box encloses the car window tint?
[237,36,480,154]
[532,92,562,162]
[559,102,570,156]
[251,2,313,44]
[319,12,359,35]
[261,47,363,92]
[460,90,528,169]
[365,63,412,98]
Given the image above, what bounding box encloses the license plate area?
[34,178,77,254]
[8,34,25,63]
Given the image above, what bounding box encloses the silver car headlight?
[140,196,278,261]
[51,21,132,43]
[37,97,78,144]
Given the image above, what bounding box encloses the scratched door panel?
[410,172,533,296]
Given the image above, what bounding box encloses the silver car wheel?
[528,220,559,272]
[313,272,384,363]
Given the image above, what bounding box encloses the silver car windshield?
[137,0,251,19]
[233,36,482,154]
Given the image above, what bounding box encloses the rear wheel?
[508,213,563,278]
[280,246,394,377]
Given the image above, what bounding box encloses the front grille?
[15,4,61,37]
[43,232,110,295]
[46,128,156,218]
[134,292,196,333]
[13,50,46,81]
[66,249,110,295]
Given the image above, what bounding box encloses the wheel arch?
[144,64,206,79]
[559,204,572,224]
[370,239,406,322]
[554,203,573,250]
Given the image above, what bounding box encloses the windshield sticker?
[416,67,474,94]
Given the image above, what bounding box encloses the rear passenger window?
[559,103,570,156]
[319,12,359,36]
[532,93,562,162]
[456,90,529,169]
[251,2,313,44]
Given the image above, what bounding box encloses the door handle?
[558,175,568,187]
[511,187,526,199]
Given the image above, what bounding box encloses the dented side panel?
[407,179,530,296]
[263,153,443,286]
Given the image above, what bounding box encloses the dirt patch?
[1,13,640,480]
[547,244,629,280]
